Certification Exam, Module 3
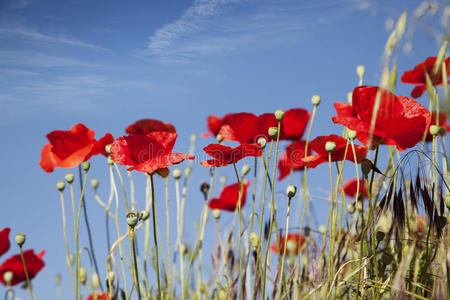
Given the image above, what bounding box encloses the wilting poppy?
[0,228,10,258]
[0,250,45,286]
[218,113,276,144]
[111,132,194,175]
[278,108,310,141]
[200,143,262,167]
[425,111,449,142]
[341,178,368,199]
[209,181,250,211]
[301,135,367,168]
[332,86,431,151]
[401,57,450,98]
[269,233,305,255]
[86,292,110,300]
[278,140,311,181]
[201,115,225,138]
[125,119,176,135]
[39,124,113,173]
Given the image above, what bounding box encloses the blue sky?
[0,0,448,298]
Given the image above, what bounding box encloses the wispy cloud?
[0,50,94,67]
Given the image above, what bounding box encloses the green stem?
[150,174,162,299]
[19,247,35,300]
[130,229,142,300]
[232,162,245,299]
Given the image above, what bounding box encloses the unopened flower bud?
[216,134,223,143]
[381,252,393,265]
[275,109,285,121]
[105,144,111,155]
[249,232,259,250]
[356,65,365,82]
[82,161,90,172]
[241,164,251,177]
[445,195,450,209]
[286,185,297,198]
[91,178,99,189]
[67,253,74,266]
[180,243,189,256]
[318,225,326,234]
[184,166,192,178]
[286,240,297,254]
[190,134,197,143]
[311,95,321,106]
[80,267,87,285]
[126,211,139,228]
[429,125,440,136]
[325,141,336,153]
[347,202,356,214]
[107,271,115,283]
[65,173,74,183]
[107,156,114,165]
[361,159,372,177]
[15,234,25,247]
[258,137,267,149]
[3,271,13,285]
[268,127,278,139]
[347,130,357,140]
[172,169,182,180]
[220,175,226,186]
[212,209,221,220]
[91,273,100,290]
[200,182,210,198]
[56,181,65,191]
[139,210,150,221]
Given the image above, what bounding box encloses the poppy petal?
[0,228,10,258]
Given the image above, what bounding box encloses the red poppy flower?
[125,119,176,135]
[111,132,194,174]
[341,178,368,199]
[0,250,45,286]
[200,143,262,167]
[277,140,311,181]
[39,124,114,173]
[425,111,449,142]
[86,292,110,300]
[301,135,368,169]
[279,108,310,141]
[209,181,250,211]
[332,86,431,151]
[201,115,225,138]
[401,57,450,98]
[269,233,305,255]
[218,113,277,144]
[0,228,10,258]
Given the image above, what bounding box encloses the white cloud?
[0,50,94,67]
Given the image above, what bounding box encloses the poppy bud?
[286,240,297,254]
[105,144,112,155]
[376,213,391,234]
[107,156,114,165]
[91,178,99,189]
[325,141,336,153]
[429,125,440,136]
[200,182,210,198]
[15,234,25,247]
[347,92,353,104]
[286,185,297,198]
[439,126,446,137]
[347,202,356,214]
[172,168,182,180]
[268,127,278,139]
[445,195,450,209]
[126,211,139,228]
[65,173,74,183]
[376,231,385,242]
[107,271,115,283]
[190,134,197,143]
[258,137,267,149]
[212,209,221,220]
[381,252,393,265]
[241,164,251,177]
[139,210,150,221]
[3,271,13,285]
[311,95,321,106]
[180,243,189,256]
[347,130,357,140]
[361,159,372,177]
[184,166,192,178]
[220,175,227,186]
[80,267,87,285]
[56,181,65,191]
[303,226,311,237]
[82,161,90,172]
[216,134,223,143]
[67,253,74,266]
[249,232,259,250]
[275,109,285,121]
[91,273,100,290]
[318,225,326,235]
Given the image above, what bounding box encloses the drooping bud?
[258,137,267,149]
[105,144,112,155]
[82,161,90,172]
[325,141,336,153]
[268,127,278,139]
[347,130,357,140]
[212,209,221,220]
[139,210,150,222]
[15,234,26,247]
[3,271,13,285]
[286,185,297,198]
[429,125,440,137]
[91,273,100,290]
[381,252,393,265]
[65,173,74,184]
[275,109,285,121]
[311,95,321,106]
[126,211,139,228]
[56,181,65,191]
[172,169,182,180]
[200,182,210,199]
[361,159,372,177]
[216,134,223,143]
[80,267,87,285]
[91,178,99,189]
[241,164,251,177]
[249,232,259,250]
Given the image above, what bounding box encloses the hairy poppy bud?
[172,168,182,180]
[139,210,150,221]
[216,134,223,143]
[429,125,440,136]
[347,130,357,140]
[126,211,139,228]
[275,109,285,121]
[184,166,192,178]
[347,202,356,214]
[91,273,100,290]
[361,159,372,177]
[311,95,321,106]
[325,141,336,153]
[241,164,251,177]
[80,267,87,285]
[91,178,99,189]
[65,173,74,184]
[107,156,114,165]
[56,181,65,191]
[268,127,278,139]
[286,239,297,254]
[200,182,210,198]
[82,161,90,172]
[15,234,25,247]
[105,144,112,155]
[3,271,13,285]
[212,209,221,220]
[258,137,267,149]
[249,232,259,250]
[286,185,297,198]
